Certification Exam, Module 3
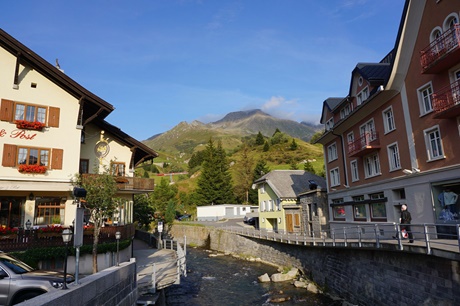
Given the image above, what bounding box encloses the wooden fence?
[0,224,134,252]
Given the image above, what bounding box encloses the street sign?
[158,221,163,233]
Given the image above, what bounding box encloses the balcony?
[432,79,460,119]
[420,24,460,74]
[82,174,155,192]
[348,132,380,157]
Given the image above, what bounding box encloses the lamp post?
[115,231,121,266]
[25,220,31,230]
[61,229,72,290]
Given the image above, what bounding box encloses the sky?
[1,0,405,141]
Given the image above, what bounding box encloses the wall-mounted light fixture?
[278,217,281,224]
[28,193,34,201]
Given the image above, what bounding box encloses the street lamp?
[61,228,72,290]
[115,231,121,266]
[25,220,31,230]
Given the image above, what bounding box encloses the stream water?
[165,247,338,306]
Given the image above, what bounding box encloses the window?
[18,147,50,166]
[276,199,281,211]
[387,143,401,171]
[418,83,433,115]
[330,168,340,187]
[325,118,334,131]
[35,198,65,225]
[382,107,395,133]
[347,132,355,153]
[364,153,380,178]
[332,198,345,220]
[327,143,338,162]
[353,204,367,221]
[340,104,352,119]
[260,184,265,194]
[111,162,126,176]
[369,193,387,221]
[424,126,444,160]
[79,159,89,174]
[350,160,359,182]
[357,87,369,105]
[14,103,47,123]
[360,119,376,146]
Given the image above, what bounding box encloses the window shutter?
[48,107,60,127]
[0,99,14,122]
[2,144,17,167]
[51,148,63,169]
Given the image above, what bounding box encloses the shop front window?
[0,198,23,228]
[35,198,64,225]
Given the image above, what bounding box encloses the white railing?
[221,223,460,255]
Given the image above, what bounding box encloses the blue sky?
[2,1,405,140]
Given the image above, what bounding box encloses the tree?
[233,144,254,203]
[272,128,281,136]
[134,194,154,230]
[196,138,235,205]
[290,160,299,170]
[255,131,265,146]
[290,138,298,150]
[304,160,316,174]
[263,141,270,152]
[77,167,119,273]
[150,178,178,223]
[310,131,323,144]
[248,160,270,204]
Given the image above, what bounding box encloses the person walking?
[400,204,414,243]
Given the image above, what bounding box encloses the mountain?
[142,109,322,156]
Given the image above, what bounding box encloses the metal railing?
[221,223,460,256]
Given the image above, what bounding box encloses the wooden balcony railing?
[432,79,460,119]
[0,224,134,252]
[82,174,155,192]
[348,132,380,157]
[420,24,460,74]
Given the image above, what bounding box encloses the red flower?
[38,225,64,233]
[18,164,47,174]
[15,120,45,131]
[0,226,18,235]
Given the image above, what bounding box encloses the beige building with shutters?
[0,29,158,229]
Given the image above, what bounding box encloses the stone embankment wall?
[170,224,460,305]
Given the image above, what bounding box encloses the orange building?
[316,1,460,235]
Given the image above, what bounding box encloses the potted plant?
[0,226,18,240]
[18,164,47,174]
[15,120,45,131]
[37,225,64,238]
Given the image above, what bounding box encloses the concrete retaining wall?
[170,224,460,305]
[18,259,137,306]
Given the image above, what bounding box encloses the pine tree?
[290,138,298,150]
[304,160,316,174]
[255,131,265,145]
[263,141,270,152]
[196,138,235,205]
[234,144,254,203]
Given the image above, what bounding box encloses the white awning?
[0,180,73,192]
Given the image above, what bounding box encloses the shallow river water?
[165,247,337,306]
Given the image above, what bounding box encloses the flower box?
[0,227,18,240]
[0,234,18,240]
[37,225,63,238]
[15,120,45,131]
[18,164,47,174]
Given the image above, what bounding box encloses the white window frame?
[330,167,340,187]
[347,132,355,153]
[382,106,396,134]
[417,82,434,115]
[327,142,338,162]
[360,119,376,145]
[260,184,265,194]
[340,104,352,119]
[363,153,381,178]
[424,125,445,161]
[387,142,401,172]
[357,87,369,106]
[325,118,334,131]
[350,160,359,182]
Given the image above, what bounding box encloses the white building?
[197,205,258,221]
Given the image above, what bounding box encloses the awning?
[0,180,73,192]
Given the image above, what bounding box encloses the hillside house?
[197,204,258,221]
[316,0,460,237]
[252,170,326,234]
[0,29,158,229]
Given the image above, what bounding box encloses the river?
[165,247,338,306]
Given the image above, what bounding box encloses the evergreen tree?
[272,128,281,136]
[304,160,316,174]
[255,131,265,145]
[290,160,299,170]
[196,138,235,205]
[150,178,178,219]
[234,144,254,204]
[248,160,270,204]
[134,193,154,230]
[263,141,270,152]
[290,138,298,150]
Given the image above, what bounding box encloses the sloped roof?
[320,97,346,124]
[354,63,391,84]
[254,170,326,199]
[0,28,158,164]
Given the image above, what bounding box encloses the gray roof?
[254,170,326,199]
